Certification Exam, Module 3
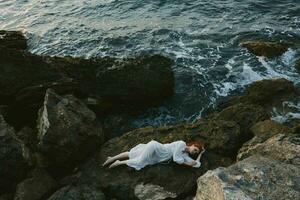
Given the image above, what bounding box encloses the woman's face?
[188,145,200,155]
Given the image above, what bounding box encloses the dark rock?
[211,103,269,140]
[0,194,14,200]
[47,185,105,200]
[195,156,300,200]
[81,116,253,199]
[37,89,104,176]
[241,41,289,58]
[219,78,297,112]
[295,58,300,72]
[0,30,174,128]
[14,168,58,200]
[0,30,27,51]
[0,115,29,193]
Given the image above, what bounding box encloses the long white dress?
[126,140,201,170]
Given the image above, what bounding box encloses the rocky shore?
[0,30,299,200]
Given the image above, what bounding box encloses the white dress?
[127,140,201,170]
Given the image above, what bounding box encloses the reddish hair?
[187,140,204,150]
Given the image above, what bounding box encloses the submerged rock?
[241,41,289,58]
[194,155,300,200]
[14,168,57,200]
[37,89,104,176]
[0,115,29,193]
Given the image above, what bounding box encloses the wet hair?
[187,140,204,150]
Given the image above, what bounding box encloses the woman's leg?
[102,152,129,166]
[109,160,128,169]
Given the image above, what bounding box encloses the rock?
[238,133,299,164]
[295,58,300,72]
[212,103,269,141]
[47,185,105,200]
[14,168,58,200]
[0,194,14,200]
[250,119,291,141]
[0,30,174,128]
[37,89,104,176]
[0,30,27,51]
[0,115,28,193]
[241,41,289,58]
[219,78,297,112]
[79,116,254,200]
[194,156,300,200]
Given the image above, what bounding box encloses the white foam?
[281,48,297,66]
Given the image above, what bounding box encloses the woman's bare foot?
[109,160,121,169]
[102,156,113,166]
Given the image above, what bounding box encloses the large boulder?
[0,30,174,128]
[37,89,104,176]
[0,115,29,193]
[75,116,257,200]
[194,156,300,200]
[240,41,289,58]
[14,168,58,200]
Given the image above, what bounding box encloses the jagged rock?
[219,78,297,112]
[194,156,300,200]
[14,168,57,200]
[0,115,28,193]
[241,41,289,58]
[37,89,104,176]
[0,30,174,128]
[47,184,105,200]
[238,133,299,164]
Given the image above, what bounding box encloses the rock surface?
[0,30,174,128]
[241,41,289,58]
[47,184,105,200]
[296,58,300,72]
[37,89,104,176]
[14,168,57,200]
[0,115,29,193]
[195,155,300,200]
[219,78,297,112]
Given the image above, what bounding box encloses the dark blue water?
[1,0,300,126]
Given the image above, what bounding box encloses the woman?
[102,140,205,170]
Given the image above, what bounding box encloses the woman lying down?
[102,140,205,170]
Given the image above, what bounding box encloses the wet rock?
[0,30,27,51]
[241,41,289,58]
[0,115,28,193]
[295,58,300,72]
[219,78,297,112]
[238,133,299,164]
[47,184,105,200]
[194,156,300,200]
[0,30,174,128]
[37,89,104,176]
[14,168,58,200]
[0,194,14,200]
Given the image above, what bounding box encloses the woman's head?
[186,140,204,155]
